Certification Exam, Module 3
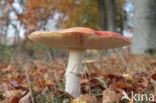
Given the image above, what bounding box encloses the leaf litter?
[0,55,156,103]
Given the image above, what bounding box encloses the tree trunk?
[98,0,116,32]
[132,0,156,54]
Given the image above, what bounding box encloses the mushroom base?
[65,49,84,98]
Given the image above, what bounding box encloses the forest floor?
[0,54,156,103]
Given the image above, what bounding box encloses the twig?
[48,51,53,63]
[24,65,35,103]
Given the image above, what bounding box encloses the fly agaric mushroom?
[28,27,131,98]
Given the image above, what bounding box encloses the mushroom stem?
[65,49,84,98]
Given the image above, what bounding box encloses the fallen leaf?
[133,71,149,79]
[0,93,5,100]
[71,94,97,103]
[150,73,156,95]
[80,79,89,85]
[11,96,20,103]
[103,73,126,84]
[34,80,55,88]
[109,81,133,92]
[103,89,123,103]
[19,92,31,103]
[128,101,134,103]
[135,77,149,89]
[3,90,23,98]
[151,73,156,81]
[7,64,15,70]
[0,100,10,103]
[2,90,23,103]
[150,60,156,66]
[0,65,7,69]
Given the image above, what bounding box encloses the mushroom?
[28,27,131,98]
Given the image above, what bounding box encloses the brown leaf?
[80,79,89,86]
[151,73,156,95]
[133,72,149,80]
[0,65,7,69]
[19,92,31,103]
[3,90,23,103]
[57,69,65,75]
[11,96,20,103]
[7,64,15,70]
[151,73,156,81]
[135,77,149,89]
[133,75,149,93]
[109,81,133,92]
[103,89,123,103]
[104,73,126,84]
[0,93,5,100]
[0,100,10,103]
[71,94,97,103]
[150,61,156,66]
[4,90,23,98]
[128,101,134,103]
[34,80,55,88]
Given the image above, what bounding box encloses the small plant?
[35,94,52,103]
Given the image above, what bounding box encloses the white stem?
[65,49,84,98]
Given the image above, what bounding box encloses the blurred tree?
[17,0,100,39]
[0,0,126,44]
[97,0,126,33]
[132,0,156,54]
[18,0,126,38]
[0,0,26,44]
[0,0,14,43]
[98,0,116,31]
